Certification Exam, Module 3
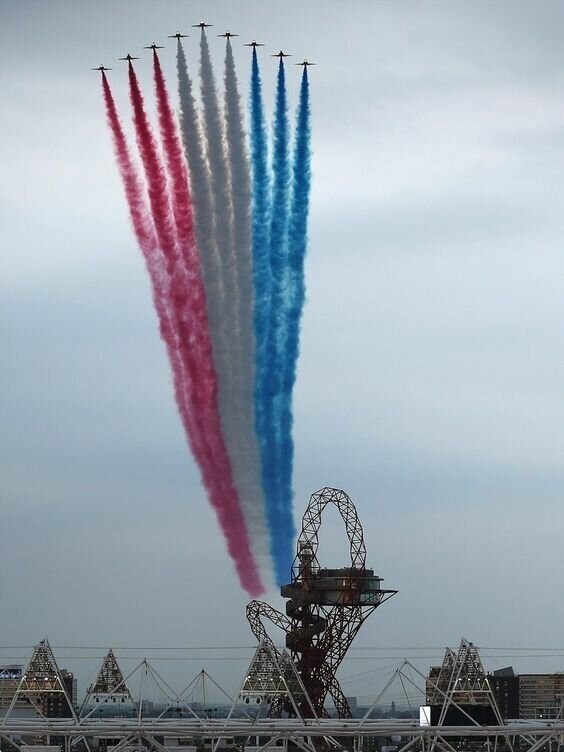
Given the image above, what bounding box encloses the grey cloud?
[1,0,563,701]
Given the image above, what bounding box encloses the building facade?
[489,668,519,720]
[425,663,564,723]
[519,674,564,720]
[0,666,24,710]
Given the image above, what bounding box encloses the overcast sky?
[1,0,563,704]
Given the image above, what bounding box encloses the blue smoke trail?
[250,48,282,580]
[279,69,311,528]
[251,51,295,583]
[250,47,271,438]
[262,59,295,584]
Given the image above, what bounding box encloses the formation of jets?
[93,25,315,72]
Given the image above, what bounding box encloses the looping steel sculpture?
[247,487,398,718]
[296,486,367,572]
[246,600,290,647]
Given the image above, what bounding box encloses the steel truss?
[1,717,564,752]
[80,649,134,716]
[3,638,76,722]
[2,644,564,752]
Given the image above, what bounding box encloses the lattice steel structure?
[2,715,564,751]
[89,650,130,698]
[3,638,76,721]
[247,487,397,719]
[80,649,133,715]
[238,640,311,718]
[427,639,501,719]
[2,649,564,752]
[19,640,65,696]
[3,656,562,752]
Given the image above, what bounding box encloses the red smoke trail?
[151,52,215,405]
[101,73,204,468]
[127,64,262,595]
[152,53,196,280]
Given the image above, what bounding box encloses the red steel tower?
[247,487,397,718]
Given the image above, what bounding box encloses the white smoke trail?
[176,41,228,380]
[223,39,273,587]
[198,30,240,385]
[224,39,252,388]
[179,34,271,585]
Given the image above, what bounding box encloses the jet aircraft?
[218,31,238,38]
[119,54,139,62]
[244,41,264,48]
[92,65,111,72]
[271,50,291,58]
[192,21,213,28]
[143,43,164,51]
[296,60,316,67]
[168,32,189,40]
